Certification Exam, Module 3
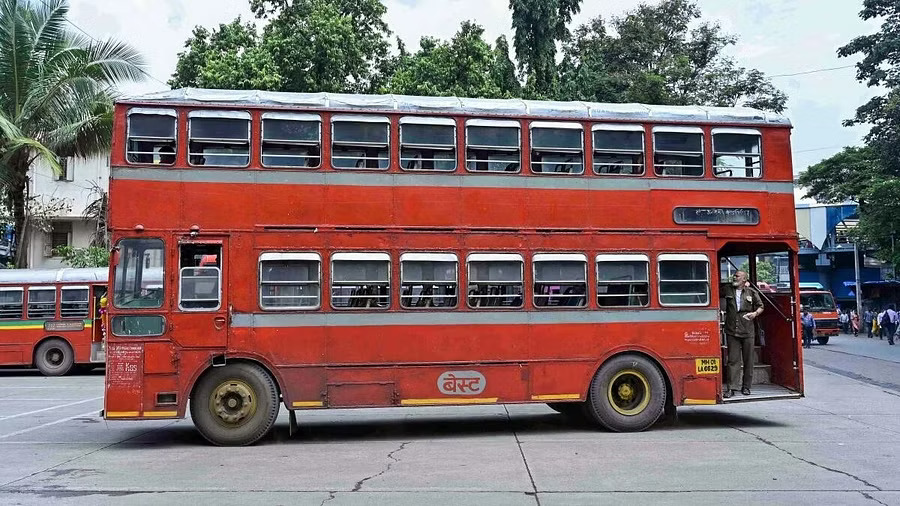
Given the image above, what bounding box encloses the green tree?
[509,0,581,97]
[797,146,885,204]
[54,245,109,267]
[491,36,521,97]
[0,0,145,266]
[557,0,786,112]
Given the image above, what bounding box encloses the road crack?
[504,405,541,506]
[859,491,889,506]
[318,491,336,506]
[730,426,882,491]
[351,441,409,492]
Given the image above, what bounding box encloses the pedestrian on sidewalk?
[850,309,859,336]
[839,310,849,333]
[864,308,874,338]
[801,309,816,349]
[883,305,898,342]
[878,309,887,339]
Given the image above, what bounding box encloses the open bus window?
[653,127,704,177]
[530,122,584,174]
[0,287,23,319]
[400,253,458,308]
[27,287,56,319]
[466,120,520,172]
[533,254,587,307]
[179,244,222,311]
[126,109,177,165]
[332,116,390,170]
[593,125,645,175]
[114,238,164,309]
[188,111,251,167]
[713,129,762,178]
[596,254,649,307]
[60,287,90,318]
[467,254,524,308]
[400,117,456,171]
[261,113,321,168]
[331,253,390,309]
[259,253,321,310]
[658,254,709,306]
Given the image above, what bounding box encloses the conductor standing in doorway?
[722,270,764,398]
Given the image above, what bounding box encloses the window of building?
[179,244,222,311]
[331,253,390,309]
[466,119,521,172]
[188,110,251,167]
[400,253,458,308]
[27,287,56,319]
[712,129,762,178]
[60,286,90,318]
[530,122,584,174]
[126,108,177,165]
[114,238,164,309]
[261,112,321,168]
[467,253,524,308]
[653,127,704,177]
[259,253,321,310]
[56,156,74,181]
[331,115,390,170]
[400,117,456,171]
[533,253,587,307]
[0,287,24,320]
[596,254,649,307]
[658,253,709,306]
[49,221,72,255]
[593,125,645,175]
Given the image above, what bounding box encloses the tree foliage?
[54,245,109,267]
[509,0,581,97]
[797,146,886,205]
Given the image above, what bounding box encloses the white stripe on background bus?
[0,410,100,440]
[0,396,103,422]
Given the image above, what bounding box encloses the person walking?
[864,309,874,338]
[721,270,764,398]
[885,305,898,343]
[801,309,816,349]
[851,309,860,337]
[878,309,887,339]
[839,310,849,333]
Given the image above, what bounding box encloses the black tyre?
[817,336,830,345]
[547,402,586,417]
[585,354,667,432]
[34,338,74,376]
[190,362,280,446]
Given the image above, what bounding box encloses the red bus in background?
[104,89,804,445]
[0,268,107,375]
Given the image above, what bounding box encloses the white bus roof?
[122,88,792,127]
[0,268,108,284]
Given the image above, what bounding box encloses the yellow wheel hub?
[209,379,257,426]
[607,369,651,416]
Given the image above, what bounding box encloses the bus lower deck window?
[261,114,322,168]
[654,128,704,177]
[530,123,584,174]
[658,254,709,306]
[466,120,521,172]
[259,254,321,309]
[332,116,390,170]
[400,118,457,171]
[533,254,587,307]
[331,254,390,309]
[126,109,177,165]
[467,254,524,308]
[400,254,458,308]
[596,255,649,307]
[27,287,56,319]
[593,126,645,175]
[179,244,222,311]
[188,111,251,167]
[0,287,23,319]
[713,129,762,178]
[60,287,90,318]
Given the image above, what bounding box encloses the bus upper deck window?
[126,108,177,165]
[653,127,704,177]
[114,238,164,309]
[259,253,321,310]
[261,113,321,168]
[593,125,645,175]
[466,119,521,173]
[596,254,649,307]
[658,253,709,306]
[331,115,390,170]
[188,110,251,167]
[399,117,456,171]
[0,287,24,319]
[27,287,56,319]
[467,253,524,308]
[713,129,762,178]
[400,253,458,308]
[530,122,584,175]
[330,253,390,309]
[533,254,587,307]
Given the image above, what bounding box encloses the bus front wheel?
[817,336,830,345]
[191,362,280,446]
[34,339,74,376]
[585,354,666,432]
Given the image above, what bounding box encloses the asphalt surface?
[0,339,898,506]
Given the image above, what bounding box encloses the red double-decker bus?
[0,268,107,375]
[104,89,803,445]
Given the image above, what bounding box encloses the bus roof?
[121,88,792,127]
[0,268,108,284]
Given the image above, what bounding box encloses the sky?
[68,0,881,179]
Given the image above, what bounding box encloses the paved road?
[0,361,898,505]
[804,331,900,394]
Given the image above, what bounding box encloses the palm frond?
[79,36,147,85]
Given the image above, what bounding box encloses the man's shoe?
[741,388,751,395]
[723,389,734,399]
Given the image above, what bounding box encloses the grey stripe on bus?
[112,167,793,194]
[230,309,719,328]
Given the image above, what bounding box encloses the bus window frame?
[465,119,522,174]
[657,253,710,307]
[330,114,391,171]
[26,286,57,319]
[113,237,165,310]
[0,286,24,320]
[399,252,459,309]
[187,110,252,169]
[596,253,651,308]
[258,252,322,311]
[260,112,323,170]
[466,252,525,309]
[126,107,178,166]
[59,285,91,319]
[652,126,705,178]
[399,117,458,172]
[592,124,646,176]
[529,121,585,175]
[330,252,392,310]
[532,253,588,308]
[711,127,763,179]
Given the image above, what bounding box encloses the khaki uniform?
[721,284,763,391]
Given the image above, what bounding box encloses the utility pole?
[854,240,863,312]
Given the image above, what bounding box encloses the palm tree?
[0,0,145,266]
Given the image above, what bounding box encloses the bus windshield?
[114,238,164,308]
[800,292,835,312]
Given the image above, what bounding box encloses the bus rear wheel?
[34,339,74,376]
[191,363,279,446]
[585,354,666,432]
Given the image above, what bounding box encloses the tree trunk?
[9,155,30,268]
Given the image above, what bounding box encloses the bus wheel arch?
[585,351,672,432]
[32,336,75,376]
[189,358,281,446]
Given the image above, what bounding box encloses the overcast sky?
[69,0,880,177]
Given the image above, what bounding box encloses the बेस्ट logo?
[438,371,486,395]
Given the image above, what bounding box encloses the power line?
[769,65,856,78]
[793,146,846,154]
